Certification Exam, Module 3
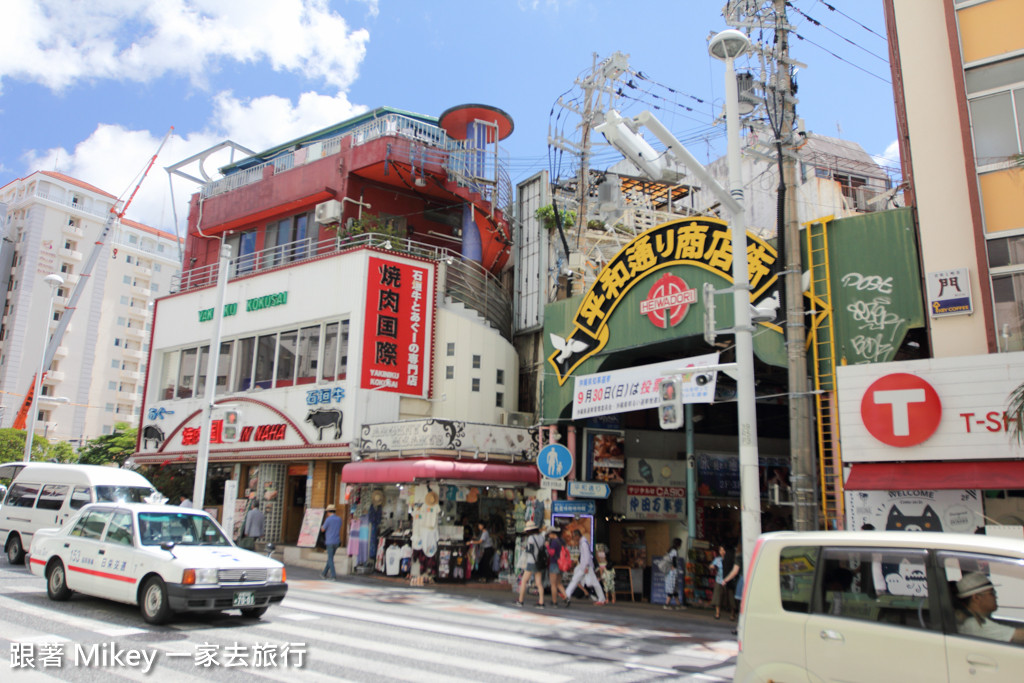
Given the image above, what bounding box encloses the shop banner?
[844,489,983,534]
[361,255,435,398]
[611,457,686,520]
[552,500,596,516]
[696,452,791,499]
[359,419,536,459]
[572,352,719,420]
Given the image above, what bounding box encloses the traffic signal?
[222,409,242,442]
[658,376,683,429]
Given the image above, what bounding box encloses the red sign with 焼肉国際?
[361,256,432,397]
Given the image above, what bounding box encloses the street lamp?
[24,273,65,462]
[709,29,762,571]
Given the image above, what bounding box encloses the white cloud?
[22,90,367,235]
[0,0,369,94]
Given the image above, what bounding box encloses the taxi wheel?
[241,606,269,619]
[140,577,172,625]
[46,560,72,601]
[6,535,24,565]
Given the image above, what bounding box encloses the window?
[296,326,319,384]
[123,275,132,285]
[321,320,349,382]
[160,350,180,399]
[276,330,297,386]
[177,347,197,398]
[112,359,121,369]
[938,551,1024,646]
[105,403,114,413]
[120,296,130,305]
[447,342,455,357]
[254,333,277,389]
[104,511,134,546]
[195,345,210,396]
[6,482,41,508]
[108,381,117,391]
[35,484,69,511]
[69,486,92,510]
[814,547,935,631]
[214,341,232,396]
[779,545,817,613]
[497,369,505,385]
[472,378,480,392]
[446,365,454,379]
[154,263,162,272]
[472,355,481,369]
[496,392,504,408]
[234,337,255,391]
[116,317,126,327]
[74,510,111,540]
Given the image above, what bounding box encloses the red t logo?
[860,373,942,447]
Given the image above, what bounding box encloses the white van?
[734,530,1024,682]
[0,463,157,565]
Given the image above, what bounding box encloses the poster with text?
[844,489,983,534]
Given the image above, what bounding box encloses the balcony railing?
[173,232,513,341]
[199,113,512,213]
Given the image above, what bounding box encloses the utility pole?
[773,0,816,531]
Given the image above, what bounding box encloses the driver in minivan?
[956,572,1024,644]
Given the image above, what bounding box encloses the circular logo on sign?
[640,273,695,329]
[860,373,942,447]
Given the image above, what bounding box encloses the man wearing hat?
[956,572,1024,643]
[321,504,343,580]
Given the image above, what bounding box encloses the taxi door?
[93,510,140,603]
[63,509,113,595]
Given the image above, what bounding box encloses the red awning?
[342,458,539,486]
[846,460,1024,491]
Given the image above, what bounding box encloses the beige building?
[0,171,182,445]
[887,0,1024,356]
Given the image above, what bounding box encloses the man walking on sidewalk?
[564,529,605,606]
[321,505,343,580]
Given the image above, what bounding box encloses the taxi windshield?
[95,486,156,503]
[138,512,230,547]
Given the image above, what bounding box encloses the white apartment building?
[0,171,182,446]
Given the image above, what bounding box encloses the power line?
[792,31,891,84]
[788,3,889,64]
[810,0,887,42]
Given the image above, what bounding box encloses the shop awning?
[845,460,1024,491]
[341,458,540,486]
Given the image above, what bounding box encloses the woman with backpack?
[515,521,547,608]
[546,526,570,606]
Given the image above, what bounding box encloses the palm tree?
[1008,382,1024,444]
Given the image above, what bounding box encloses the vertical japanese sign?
[361,256,434,397]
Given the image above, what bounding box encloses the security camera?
[695,374,711,386]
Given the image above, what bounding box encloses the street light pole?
[24,273,65,462]
[710,29,762,571]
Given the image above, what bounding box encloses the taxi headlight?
[182,568,219,585]
[268,567,285,583]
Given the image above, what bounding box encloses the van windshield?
[95,486,156,503]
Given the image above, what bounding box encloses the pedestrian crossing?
[0,574,737,681]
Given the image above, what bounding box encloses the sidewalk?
[283,560,727,628]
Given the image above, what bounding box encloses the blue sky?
[0,1,897,236]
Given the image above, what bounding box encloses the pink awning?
[342,458,539,486]
[845,460,1024,490]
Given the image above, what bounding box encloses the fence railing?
[172,232,512,340]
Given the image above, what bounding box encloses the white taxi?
[27,503,287,624]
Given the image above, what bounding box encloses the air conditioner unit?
[504,411,533,427]
[315,200,342,224]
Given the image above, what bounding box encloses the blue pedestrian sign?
[537,444,573,479]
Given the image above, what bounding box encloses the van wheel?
[46,560,72,601]
[140,577,172,625]
[240,606,269,619]
[6,535,24,565]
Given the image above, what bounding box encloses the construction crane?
[13,127,174,432]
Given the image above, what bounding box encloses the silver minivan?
[0,463,157,564]
[735,531,1024,682]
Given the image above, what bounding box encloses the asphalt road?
[0,559,738,681]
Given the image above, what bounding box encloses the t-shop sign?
[361,256,435,398]
[838,352,1024,462]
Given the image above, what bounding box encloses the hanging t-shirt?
[385,544,402,576]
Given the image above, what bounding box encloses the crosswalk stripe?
[0,594,148,637]
[257,620,574,683]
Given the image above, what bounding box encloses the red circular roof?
[439,104,514,141]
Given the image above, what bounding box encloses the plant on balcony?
[536,205,576,232]
[341,212,409,252]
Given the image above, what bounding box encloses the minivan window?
[35,484,69,511]
[780,545,817,613]
[69,486,92,510]
[816,547,934,630]
[95,485,155,503]
[5,482,42,508]
[938,551,1024,646]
